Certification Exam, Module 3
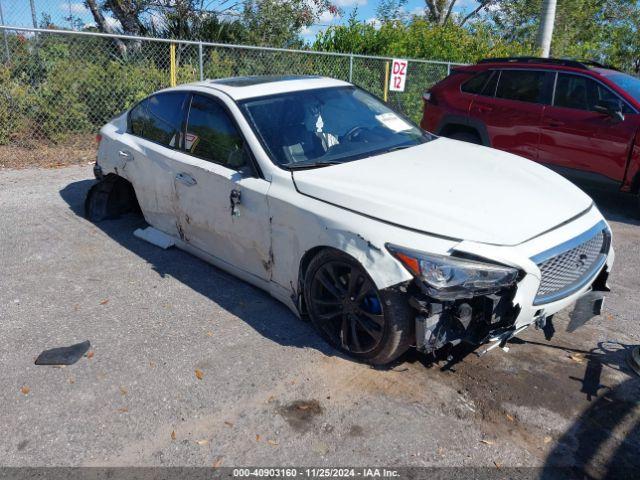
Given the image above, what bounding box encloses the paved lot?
[1,165,639,475]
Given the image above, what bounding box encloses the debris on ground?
[569,353,586,364]
[195,369,204,380]
[134,227,175,249]
[20,386,30,395]
[34,340,91,366]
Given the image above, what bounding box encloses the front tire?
[304,249,414,365]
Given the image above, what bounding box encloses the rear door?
[170,93,272,281]
[114,91,189,236]
[538,72,638,182]
[470,69,553,160]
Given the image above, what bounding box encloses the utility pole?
[29,0,38,28]
[536,0,557,58]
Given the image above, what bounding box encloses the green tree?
[488,0,640,71]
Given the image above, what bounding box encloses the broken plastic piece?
[567,291,606,332]
[35,340,91,366]
[477,324,529,357]
[134,227,175,249]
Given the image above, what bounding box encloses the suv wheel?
[304,249,414,365]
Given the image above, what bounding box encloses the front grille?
[533,223,609,305]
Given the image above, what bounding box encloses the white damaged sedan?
[89,75,614,365]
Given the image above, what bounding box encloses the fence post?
[0,4,11,64]
[198,42,204,81]
[170,43,177,87]
[383,61,390,102]
[349,54,353,83]
[447,62,451,76]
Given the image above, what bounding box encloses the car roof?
[462,57,620,76]
[181,75,351,101]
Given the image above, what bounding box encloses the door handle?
[475,105,493,113]
[175,172,197,186]
[118,150,133,160]
[547,120,564,127]
[229,188,241,217]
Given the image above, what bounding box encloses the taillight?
[95,133,102,144]
[423,91,437,105]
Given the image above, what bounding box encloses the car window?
[129,101,146,137]
[554,73,631,113]
[129,92,187,148]
[602,71,640,105]
[185,94,247,169]
[461,71,492,94]
[480,71,499,96]
[496,70,547,103]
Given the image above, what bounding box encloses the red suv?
[421,57,640,198]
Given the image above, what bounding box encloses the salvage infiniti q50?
[87,75,614,365]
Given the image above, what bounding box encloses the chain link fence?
[0,26,458,149]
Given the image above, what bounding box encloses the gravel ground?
[0,165,638,476]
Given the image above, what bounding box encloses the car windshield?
[239,86,432,168]
[601,71,640,104]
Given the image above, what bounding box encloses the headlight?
[386,244,519,300]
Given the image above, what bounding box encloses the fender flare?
[435,114,491,147]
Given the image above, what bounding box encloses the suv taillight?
[423,91,437,105]
[96,133,102,145]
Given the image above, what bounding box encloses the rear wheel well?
[439,124,482,143]
[85,174,141,222]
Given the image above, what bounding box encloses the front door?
[538,73,639,182]
[171,93,272,281]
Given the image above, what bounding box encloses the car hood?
[292,138,593,246]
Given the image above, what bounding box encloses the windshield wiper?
[284,160,342,170]
[384,144,414,153]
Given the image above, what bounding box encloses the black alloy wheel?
[304,249,414,365]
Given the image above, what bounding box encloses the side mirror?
[594,99,625,122]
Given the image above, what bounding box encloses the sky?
[0,1,479,43]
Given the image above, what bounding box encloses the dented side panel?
[169,151,272,281]
[98,116,180,237]
[265,172,459,299]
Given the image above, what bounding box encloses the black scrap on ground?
[35,341,91,366]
